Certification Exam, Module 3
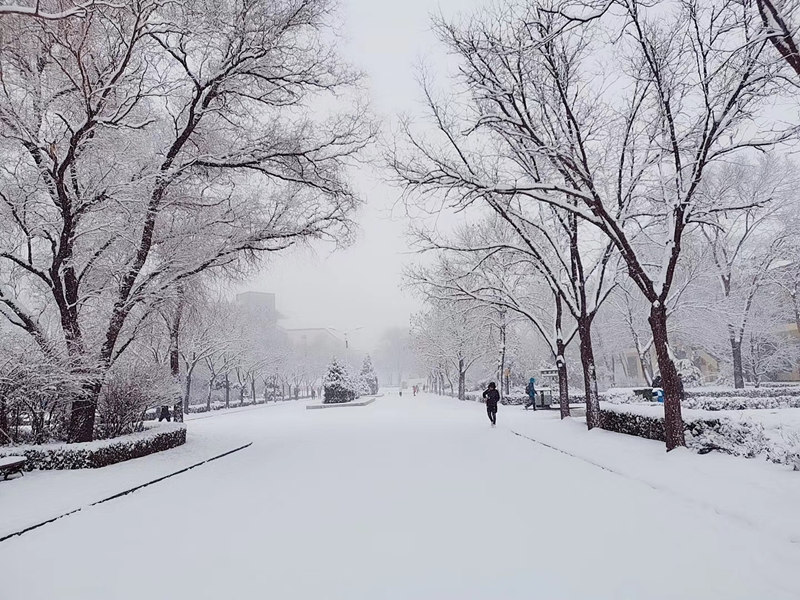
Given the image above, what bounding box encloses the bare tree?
[0,0,109,20]
[699,158,796,387]
[0,0,373,441]
[410,300,489,400]
[391,0,795,449]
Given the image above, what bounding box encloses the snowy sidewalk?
[0,402,281,538]
[502,406,800,546]
[0,394,798,600]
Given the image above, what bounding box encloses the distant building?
[285,327,344,354]
[236,291,278,325]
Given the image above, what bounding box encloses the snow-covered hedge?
[682,396,800,411]
[0,423,186,470]
[601,386,800,411]
[684,387,800,399]
[501,393,528,405]
[599,404,800,469]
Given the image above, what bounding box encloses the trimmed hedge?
[465,392,542,405]
[0,423,186,470]
[682,396,800,411]
[599,405,800,468]
[684,387,800,399]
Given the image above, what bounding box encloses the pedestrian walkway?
[1,394,798,599]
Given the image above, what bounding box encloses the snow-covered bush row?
[0,423,186,470]
[501,393,528,405]
[599,404,800,469]
[684,387,800,399]
[602,387,800,410]
[463,391,525,404]
[599,406,681,442]
[682,396,800,411]
[153,397,302,418]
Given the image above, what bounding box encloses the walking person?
[524,377,537,410]
[482,382,500,426]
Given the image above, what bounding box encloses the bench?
[0,456,26,480]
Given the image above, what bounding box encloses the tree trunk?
[67,398,97,443]
[609,354,617,388]
[556,338,570,419]
[578,317,601,429]
[251,377,257,405]
[224,373,230,408]
[184,365,194,413]
[169,289,184,422]
[497,323,507,399]
[458,357,465,400]
[731,337,745,389]
[206,378,213,411]
[67,376,101,443]
[791,285,800,336]
[648,304,686,451]
[0,398,7,443]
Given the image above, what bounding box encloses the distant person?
[482,382,500,426]
[158,405,171,422]
[524,377,537,410]
[651,375,664,403]
[399,389,403,397]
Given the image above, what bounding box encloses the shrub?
[0,423,186,470]
[323,358,357,404]
[500,393,528,405]
[599,404,800,468]
[682,396,800,411]
[684,387,800,399]
[359,355,379,395]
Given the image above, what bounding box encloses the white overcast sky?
[237,0,484,350]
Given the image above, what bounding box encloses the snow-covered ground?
[1,393,799,599]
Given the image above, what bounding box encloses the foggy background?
[235,0,484,353]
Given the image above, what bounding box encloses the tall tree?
[0,0,373,441]
[391,0,795,449]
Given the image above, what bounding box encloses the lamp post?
[330,326,364,369]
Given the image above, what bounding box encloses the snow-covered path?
[1,394,799,599]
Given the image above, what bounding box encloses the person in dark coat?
[158,405,171,422]
[524,377,537,410]
[482,382,500,426]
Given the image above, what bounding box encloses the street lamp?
[330,326,364,367]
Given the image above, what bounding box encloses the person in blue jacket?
[524,377,537,410]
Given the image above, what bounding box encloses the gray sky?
[238,0,482,351]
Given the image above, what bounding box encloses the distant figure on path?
[482,382,500,426]
[158,405,171,422]
[524,377,537,410]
